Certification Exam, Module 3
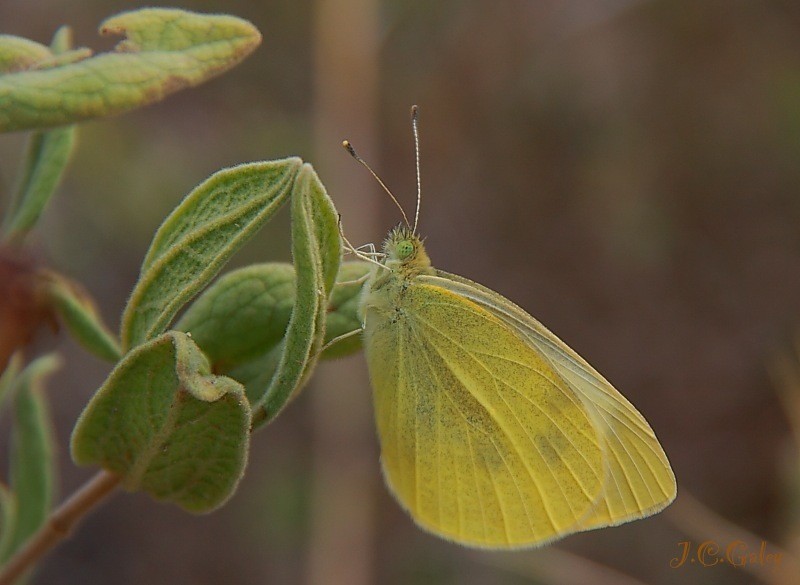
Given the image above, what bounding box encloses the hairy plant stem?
[0,470,120,585]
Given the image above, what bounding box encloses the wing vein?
[413,320,564,533]
[418,315,602,502]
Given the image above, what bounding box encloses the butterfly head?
[382,225,433,275]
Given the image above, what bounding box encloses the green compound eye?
[396,240,415,260]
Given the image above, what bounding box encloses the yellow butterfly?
[341,107,676,549]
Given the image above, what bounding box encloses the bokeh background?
[2,0,800,583]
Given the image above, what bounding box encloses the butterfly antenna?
[342,140,411,229]
[411,105,421,235]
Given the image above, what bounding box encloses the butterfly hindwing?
[364,280,610,548]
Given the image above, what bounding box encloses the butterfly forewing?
[422,271,677,529]
[364,281,609,548]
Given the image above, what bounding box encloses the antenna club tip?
[411,104,419,117]
[342,140,358,157]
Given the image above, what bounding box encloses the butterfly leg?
[335,272,371,287]
[317,327,364,356]
[337,214,387,269]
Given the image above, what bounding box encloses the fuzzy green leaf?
[177,261,367,404]
[2,27,79,241]
[0,27,88,75]
[49,26,73,55]
[2,125,76,241]
[227,343,285,405]
[71,331,250,513]
[0,8,262,133]
[176,263,296,369]
[42,272,121,362]
[320,261,370,359]
[2,354,61,562]
[222,265,368,400]
[0,353,23,415]
[251,164,341,427]
[177,261,368,373]
[0,483,17,562]
[36,26,92,70]
[121,158,302,351]
[0,36,52,73]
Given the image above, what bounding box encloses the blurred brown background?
[3,0,800,583]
